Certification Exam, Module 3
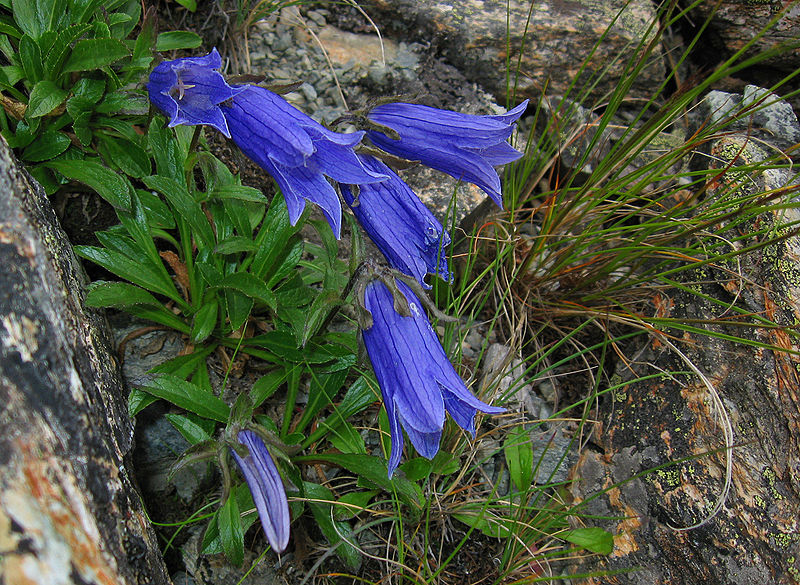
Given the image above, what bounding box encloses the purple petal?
[223,85,384,237]
[342,156,450,288]
[230,430,290,552]
[146,48,243,138]
[362,280,504,476]
[367,100,528,207]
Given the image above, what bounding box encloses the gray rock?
[335,0,664,103]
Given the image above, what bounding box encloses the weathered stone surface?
[568,89,800,585]
[692,1,800,72]
[353,0,664,102]
[0,138,170,585]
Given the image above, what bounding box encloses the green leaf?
[27,80,67,117]
[143,175,215,250]
[97,135,151,177]
[210,184,267,203]
[250,370,287,409]
[46,159,133,208]
[250,195,300,280]
[18,34,43,83]
[137,374,230,423]
[129,388,159,417]
[304,482,361,570]
[147,118,185,181]
[43,23,91,76]
[216,272,277,310]
[137,189,175,229]
[85,281,161,308]
[398,458,432,482]
[333,490,377,521]
[12,0,46,39]
[504,425,534,493]
[326,420,366,455]
[299,453,422,509]
[430,451,460,476]
[202,484,258,555]
[453,509,512,539]
[300,289,341,347]
[191,300,218,343]
[165,413,215,444]
[214,236,259,255]
[562,527,614,555]
[22,130,70,162]
[62,38,130,72]
[75,246,182,303]
[224,289,253,332]
[171,0,197,11]
[304,376,377,448]
[155,30,202,51]
[218,493,245,566]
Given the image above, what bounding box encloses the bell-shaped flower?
[229,430,290,553]
[361,279,505,477]
[146,48,243,138]
[366,101,529,207]
[341,155,451,288]
[147,50,387,238]
[222,85,387,238]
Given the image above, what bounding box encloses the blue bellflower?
[223,86,387,238]
[366,101,529,207]
[361,280,505,477]
[147,48,243,138]
[229,430,291,553]
[147,50,387,238]
[340,155,451,288]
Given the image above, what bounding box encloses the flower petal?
[342,155,450,287]
[367,100,528,207]
[230,430,290,552]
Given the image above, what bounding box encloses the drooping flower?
[222,85,387,238]
[229,430,290,553]
[147,49,387,238]
[366,100,529,207]
[361,279,505,477]
[146,48,243,138]
[340,155,451,288]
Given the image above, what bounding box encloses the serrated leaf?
[326,420,366,455]
[12,0,46,39]
[210,184,267,203]
[398,458,432,482]
[218,493,245,566]
[431,451,460,476]
[562,527,614,555]
[22,130,70,161]
[137,189,175,229]
[47,159,133,209]
[156,30,202,51]
[137,374,230,423]
[27,80,67,117]
[143,175,215,249]
[62,38,130,72]
[43,23,91,76]
[202,484,258,555]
